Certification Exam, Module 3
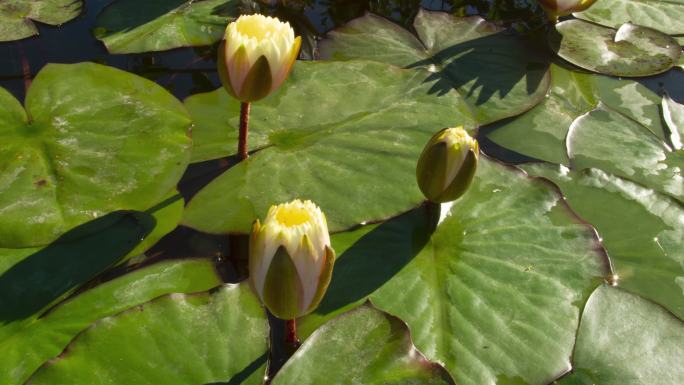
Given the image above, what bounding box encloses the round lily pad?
[0,62,192,248]
[0,0,82,42]
[575,0,684,36]
[551,20,681,77]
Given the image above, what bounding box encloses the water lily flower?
[416,127,479,203]
[218,14,301,102]
[537,0,598,19]
[249,199,335,320]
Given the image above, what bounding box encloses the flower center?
[275,205,312,227]
[235,15,283,42]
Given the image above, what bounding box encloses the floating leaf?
[0,259,221,385]
[663,92,684,150]
[522,163,684,321]
[551,20,681,77]
[553,286,684,385]
[319,10,550,124]
[26,284,268,385]
[272,305,455,385]
[0,63,192,248]
[183,60,475,234]
[94,0,240,54]
[575,0,684,36]
[0,0,82,42]
[300,157,607,385]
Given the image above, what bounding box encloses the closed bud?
[249,199,335,320]
[218,14,301,102]
[416,127,479,203]
[537,0,598,19]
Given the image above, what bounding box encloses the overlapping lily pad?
[0,0,82,42]
[93,0,240,54]
[0,62,192,248]
[551,20,681,77]
[25,284,268,385]
[272,305,455,385]
[663,92,684,150]
[522,164,684,321]
[182,60,475,234]
[319,9,551,124]
[575,0,684,36]
[0,259,221,385]
[554,286,684,385]
[300,157,607,385]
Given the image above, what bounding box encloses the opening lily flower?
[218,14,302,102]
[416,127,479,203]
[537,0,598,19]
[249,199,335,320]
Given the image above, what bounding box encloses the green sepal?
[240,55,273,102]
[416,141,448,202]
[435,149,478,203]
[217,41,239,100]
[305,245,336,315]
[263,246,304,320]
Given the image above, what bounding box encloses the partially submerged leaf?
[0,0,83,42]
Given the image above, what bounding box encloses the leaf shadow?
[204,352,268,385]
[0,211,155,324]
[406,30,549,106]
[315,204,438,315]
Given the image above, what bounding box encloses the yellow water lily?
[249,199,335,320]
[218,14,301,102]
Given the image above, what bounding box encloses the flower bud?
[416,127,479,203]
[218,14,301,102]
[537,0,598,19]
[249,199,335,320]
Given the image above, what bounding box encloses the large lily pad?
[554,286,684,385]
[319,9,551,124]
[300,157,607,385]
[0,258,221,385]
[93,0,240,54]
[272,305,455,385]
[575,0,684,36]
[0,63,192,248]
[551,20,681,77]
[522,163,684,321]
[0,0,82,42]
[182,60,475,234]
[26,284,268,385]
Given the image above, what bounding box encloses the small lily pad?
[552,20,681,77]
[575,0,684,36]
[0,0,82,42]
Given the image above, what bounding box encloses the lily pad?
[575,0,684,36]
[554,286,684,385]
[0,62,192,248]
[0,0,82,42]
[663,92,684,150]
[182,60,475,234]
[522,163,684,321]
[0,258,222,385]
[94,0,240,54]
[300,157,607,385]
[272,305,455,385]
[26,284,268,385]
[319,9,551,124]
[551,20,681,77]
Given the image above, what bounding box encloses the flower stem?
[238,102,251,160]
[285,319,299,346]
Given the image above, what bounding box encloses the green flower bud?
[416,127,479,203]
[249,199,336,320]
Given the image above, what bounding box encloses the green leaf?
[94,0,240,54]
[553,286,684,385]
[551,20,681,77]
[26,284,269,385]
[272,305,455,385]
[486,64,667,166]
[124,193,185,259]
[183,60,476,234]
[319,10,551,124]
[0,259,222,385]
[0,0,82,42]
[301,157,607,385]
[522,163,684,321]
[0,62,192,248]
[663,92,684,150]
[575,0,684,36]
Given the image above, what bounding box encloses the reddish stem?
[285,319,299,345]
[16,42,31,94]
[238,102,251,160]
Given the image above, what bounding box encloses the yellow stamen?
[275,205,312,227]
